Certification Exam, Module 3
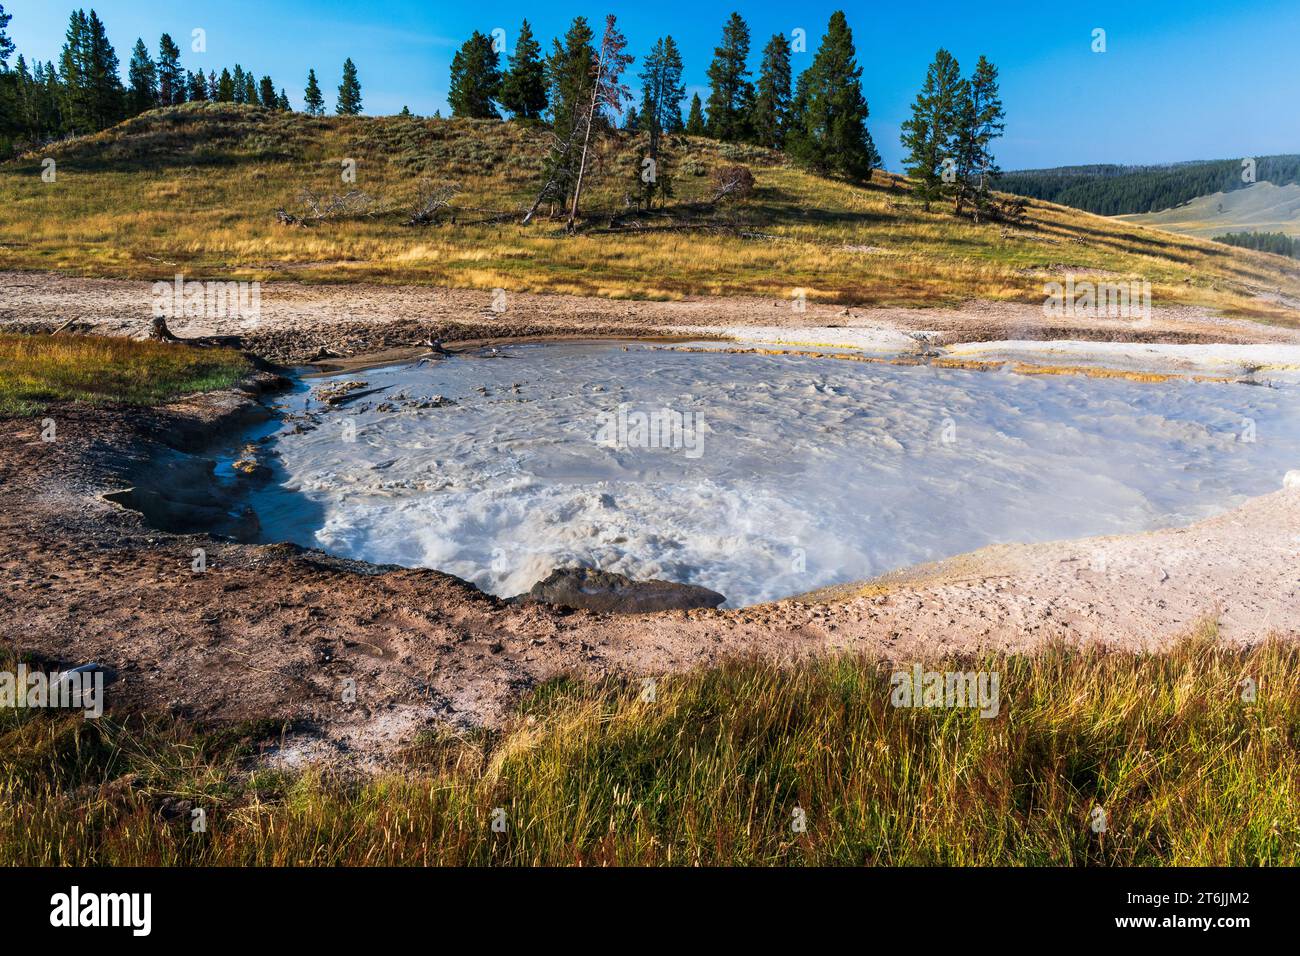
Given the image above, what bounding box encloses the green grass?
[4,623,1297,866]
[0,332,251,416]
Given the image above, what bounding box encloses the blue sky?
[4,0,1297,170]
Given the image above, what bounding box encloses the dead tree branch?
[406,180,461,226]
[274,188,381,226]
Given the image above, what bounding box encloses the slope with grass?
[4,628,1297,866]
[1,103,1297,323]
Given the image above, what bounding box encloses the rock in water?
[515,567,726,613]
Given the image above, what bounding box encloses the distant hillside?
[1,103,1298,322]
[1117,182,1300,239]
[1212,231,1298,258]
[998,156,1300,216]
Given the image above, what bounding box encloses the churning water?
[244,342,1300,606]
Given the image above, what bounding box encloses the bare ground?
[5,270,1300,364]
[2,270,1298,766]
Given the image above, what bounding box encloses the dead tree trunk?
[565,50,609,233]
[142,316,181,342]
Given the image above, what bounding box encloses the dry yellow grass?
[3,626,1298,865]
[2,103,1298,323]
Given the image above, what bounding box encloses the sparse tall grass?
[0,332,250,415]
[3,103,1298,322]
[3,625,1297,866]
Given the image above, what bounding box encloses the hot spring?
[236,341,1300,607]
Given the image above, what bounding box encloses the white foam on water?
[248,342,1300,606]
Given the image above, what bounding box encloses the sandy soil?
[2,270,1298,765]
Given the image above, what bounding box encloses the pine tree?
[60,9,124,133]
[635,35,686,208]
[157,33,184,106]
[9,55,30,138]
[952,55,1004,218]
[685,92,705,135]
[500,19,547,120]
[336,58,362,115]
[206,70,217,100]
[0,7,14,148]
[127,39,157,115]
[624,104,638,131]
[787,12,879,181]
[4,53,32,143]
[750,33,791,149]
[243,73,257,105]
[216,68,234,103]
[545,16,595,138]
[303,69,324,115]
[87,10,124,129]
[277,89,290,111]
[258,76,276,109]
[58,11,89,131]
[666,101,683,132]
[187,70,207,101]
[231,65,246,103]
[23,59,64,139]
[43,61,64,135]
[522,17,595,222]
[704,13,753,141]
[899,47,963,211]
[447,31,501,119]
[7,54,29,132]
[0,3,14,68]
[638,36,685,137]
[707,12,759,141]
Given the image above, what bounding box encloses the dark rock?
[232,443,273,482]
[513,567,726,614]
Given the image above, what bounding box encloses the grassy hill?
[1118,182,1300,240]
[2,102,1298,321]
